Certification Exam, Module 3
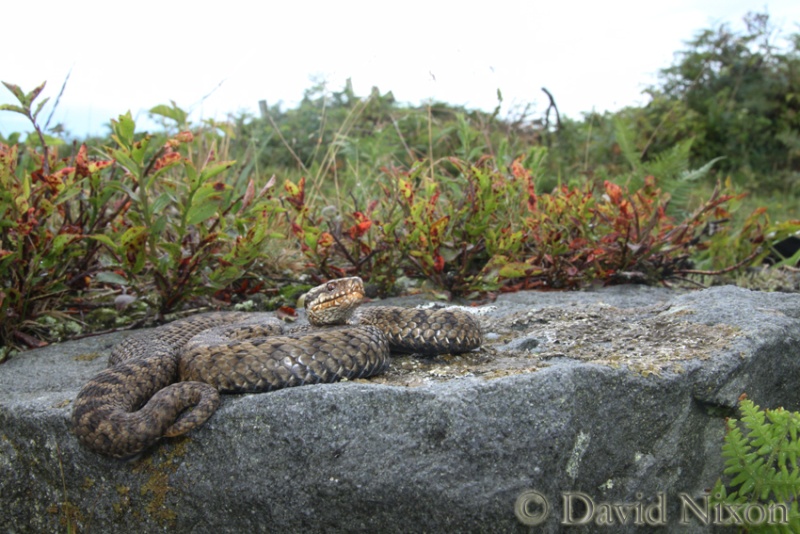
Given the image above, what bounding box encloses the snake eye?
[326,282,336,292]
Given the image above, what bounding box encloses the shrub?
[97,112,286,313]
[284,152,765,296]
[0,83,287,356]
[0,83,120,357]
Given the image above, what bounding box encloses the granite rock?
[1,285,799,533]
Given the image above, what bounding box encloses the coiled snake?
[71,277,482,458]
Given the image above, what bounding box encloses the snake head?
[304,277,365,326]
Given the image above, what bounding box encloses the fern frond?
[681,156,726,182]
[612,117,641,172]
[713,399,800,530]
[645,139,692,180]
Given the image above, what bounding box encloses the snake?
[71,277,482,458]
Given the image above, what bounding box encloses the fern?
[613,117,641,171]
[648,139,693,180]
[612,117,724,215]
[711,398,800,532]
[680,155,726,182]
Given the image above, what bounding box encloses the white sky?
[2,0,799,138]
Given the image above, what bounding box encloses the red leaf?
[276,306,298,322]
[429,191,440,211]
[75,144,90,177]
[73,142,115,176]
[49,167,75,182]
[13,330,48,349]
[318,232,335,248]
[604,181,623,205]
[527,182,538,212]
[569,237,588,250]
[154,150,182,171]
[430,215,449,241]
[348,212,372,239]
[284,177,306,209]
[433,253,445,273]
[511,157,530,180]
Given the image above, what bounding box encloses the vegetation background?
[0,12,797,357]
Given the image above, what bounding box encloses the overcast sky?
[2,1,799,138]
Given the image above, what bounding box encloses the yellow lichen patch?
[47,500,83,531]
[131,437,190,527]
[140,470,175,524]
[113,484,131,515]
[74,352,103,362]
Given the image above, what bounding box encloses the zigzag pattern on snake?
[71,277,482,458]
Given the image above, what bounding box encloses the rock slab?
[1,285,799,533]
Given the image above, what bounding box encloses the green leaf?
[102,177,136,198]
[499,262,530,278]
[95,271,129,285]
[0,104,26,115]
[193,182,230,204]
[86,234,119,251]
[211,265,242,282]
[131,248,146,273]
[120,226,147,249]
[112,112,136,148]
[184,161,198,184]
[151,192,173,214]
[2,81,27,103]
[149,101,188,126]
[199,160,236,183]
[152,214,168,235]
[303,230,319,251]
[130,135,151,167]
[27,81,46,104]
[186,200,220,226]
[110,149,140,175]
[51,233,79,255]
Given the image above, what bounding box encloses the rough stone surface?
[1,285,799,533]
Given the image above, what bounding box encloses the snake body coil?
[71,277,482,458]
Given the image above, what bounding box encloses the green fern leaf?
[714,398,800,529]
[680,156,725,182]
[612,118,641,172]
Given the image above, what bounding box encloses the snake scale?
[71,277,482,458]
